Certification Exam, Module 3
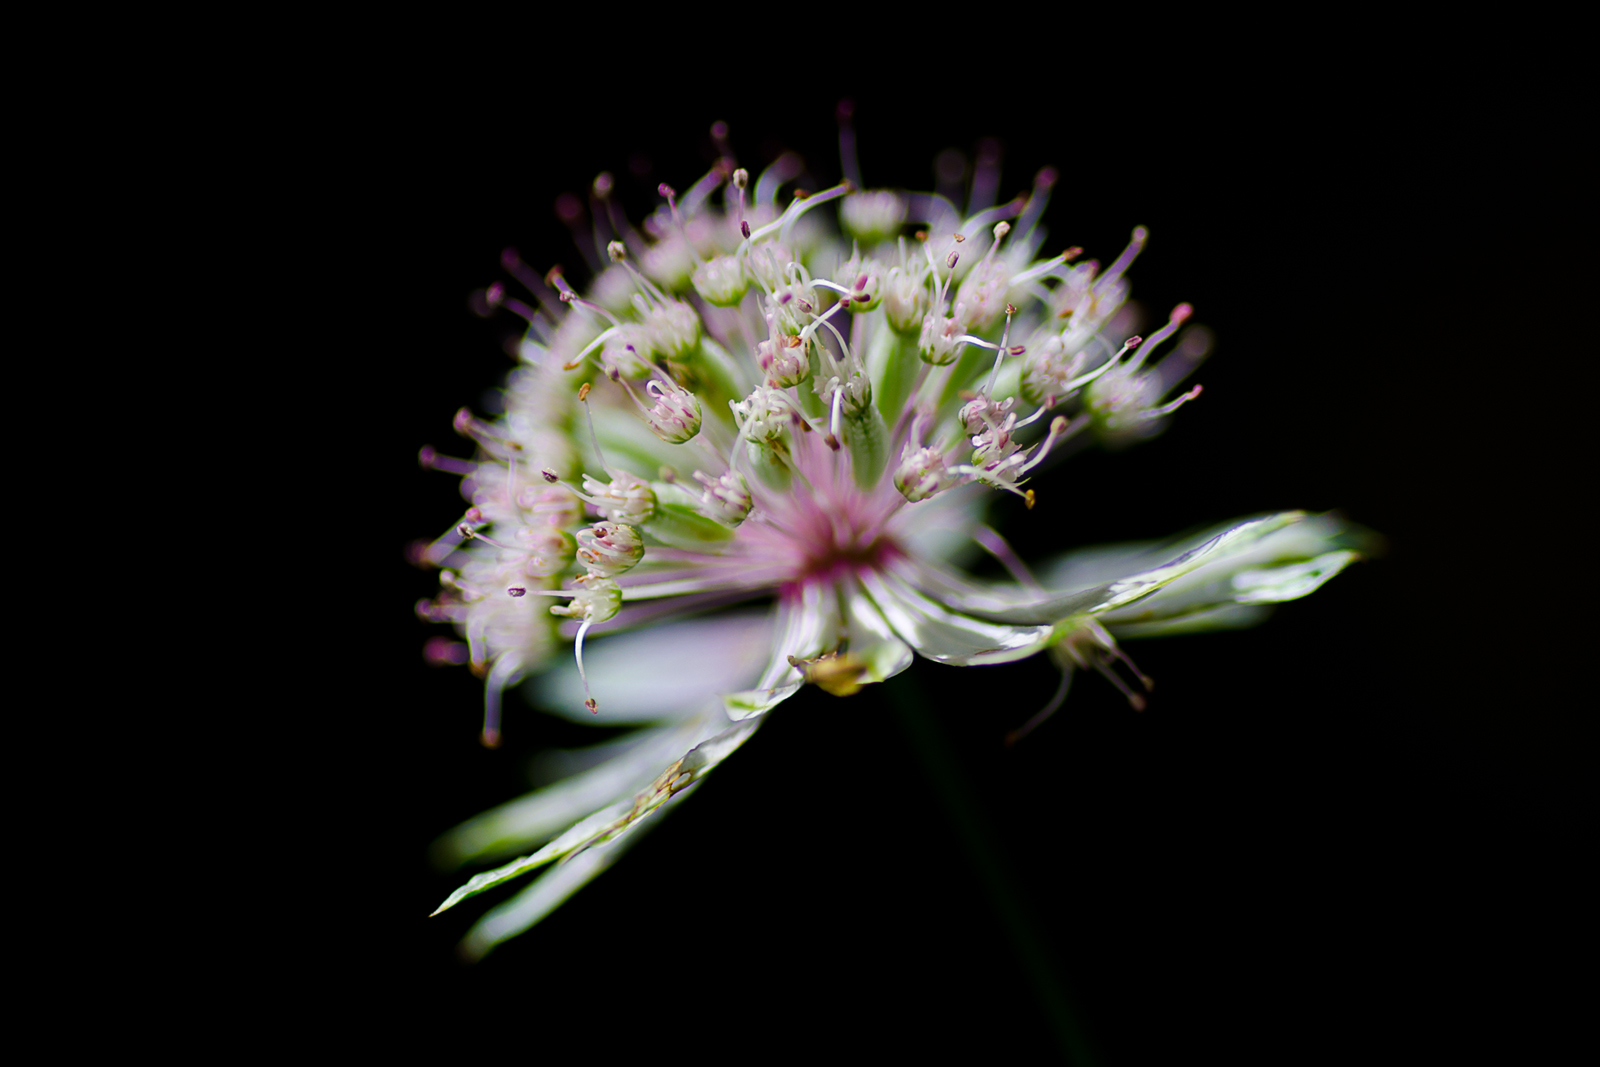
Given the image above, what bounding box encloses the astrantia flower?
[415,122,1369,957]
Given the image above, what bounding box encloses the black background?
[287,69,1586,1063]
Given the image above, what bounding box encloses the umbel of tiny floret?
[413,115,1369,957]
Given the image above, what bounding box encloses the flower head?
[416,116,1370,956]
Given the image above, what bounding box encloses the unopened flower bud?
[639,299,701,360]
[518,485,583,527]
[955,259,1012,333]
[549,575,622,623]
[882,267,928,334]
[691,254,749,307]
[515,525,577,577]
[919,308,967,366]
[693,469,753,527]
[582,470,657,525]
[731,385,791,443]
[758,336,810,388]
[835,254,884,313]
[839,191,906,245]
[599,325,656,379]
[575,521,645,576]
[643,378,702,444]
[893,446,953,502]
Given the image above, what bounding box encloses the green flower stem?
[885,671,1099,1066]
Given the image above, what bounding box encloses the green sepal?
[642,499,736,549]
[845,405,888,489]
[871,330,921,427]
[747,439,792,491]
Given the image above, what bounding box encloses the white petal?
[860,569,1055,666]
[940,512,1308,624]
[1097,516,1366,625]
[842,583,914,683]
[434,714,713,866]
[724,584,838,719]
[532,611,774,724]
[1105,603,1273,638]
[431,717,763,917]
[458,839,622,961]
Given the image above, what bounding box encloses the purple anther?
[541,469,559,483]
[507,587,526,598]
[741,221,751,239]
